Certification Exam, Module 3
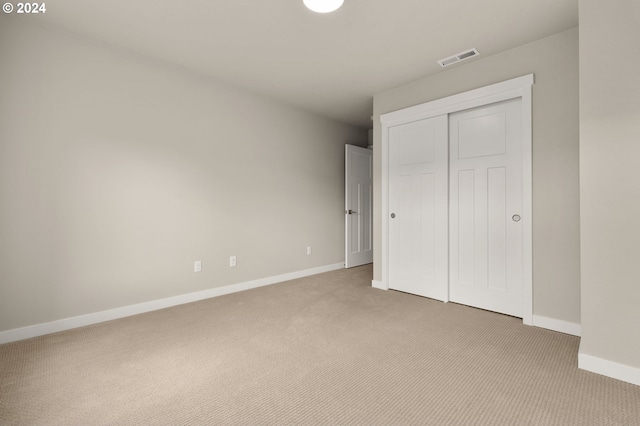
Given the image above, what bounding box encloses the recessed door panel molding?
[381,74,533,325]
[487,167,507,291]
[420,173,436,280]
[395,123,436,165]
[458,112,507,159]
[456,169,476,287]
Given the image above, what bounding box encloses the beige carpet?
[1,265,639,425]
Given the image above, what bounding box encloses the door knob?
[390,213,396,219]
[346,210,357,215]
[512,214,521,222]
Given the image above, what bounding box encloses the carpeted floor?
[1,264,639,425]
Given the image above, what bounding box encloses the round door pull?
[390,213,396,219]
[512,214,521,222]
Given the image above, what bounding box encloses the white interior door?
[345,145,373,268]
[449,98,523,317]
[388,115,448,300]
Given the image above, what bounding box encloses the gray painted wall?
[579,0,640,369]
[0,20,365,332]
[372,29,580,325]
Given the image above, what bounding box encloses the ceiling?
[42,0,578,128]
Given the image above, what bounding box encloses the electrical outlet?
[229,256,237,267]
[306,246,312,255]
[194,260,202,273]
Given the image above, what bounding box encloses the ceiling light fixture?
[304,0,344,13]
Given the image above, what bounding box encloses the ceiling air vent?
[437,48,480,68]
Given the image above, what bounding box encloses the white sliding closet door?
[381,75,533,322]
[449,98,523,317]
[388,115,448,301]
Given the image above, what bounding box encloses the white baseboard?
[0,262,345,345]
[371,280,388,290]
[532,315,581,336]
[579,344,640,386]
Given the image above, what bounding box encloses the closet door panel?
[388,115,448,301]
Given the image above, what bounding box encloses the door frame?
[378,74,534,325]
